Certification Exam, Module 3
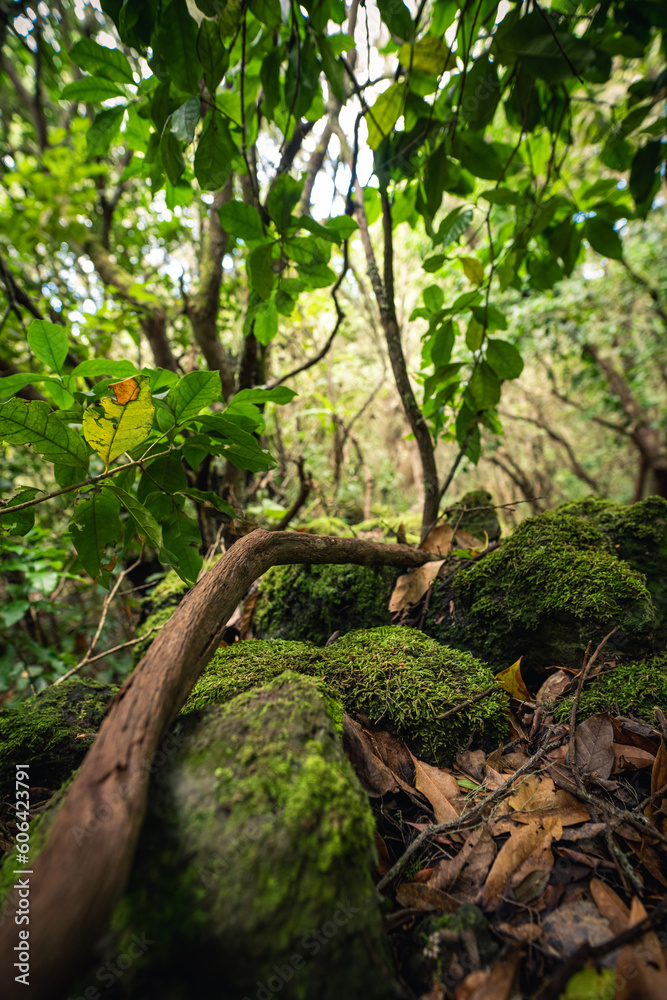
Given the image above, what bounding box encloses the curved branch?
[0,530,440,1000]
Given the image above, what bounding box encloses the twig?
[436,683,499,721]
[376,738,563,892]
[0,448,173,518]
[54,557,143,684]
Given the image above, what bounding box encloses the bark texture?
[0,530,438,1000]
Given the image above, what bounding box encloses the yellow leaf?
[461,256,485,285]
[496,657,531,701]
[398,37,454,76]
[82,374,154,470]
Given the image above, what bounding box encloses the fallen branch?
[0,530,441,1000]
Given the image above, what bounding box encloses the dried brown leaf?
[615,897,667,1000]
[574,712,615,779]
[389,559,445,612]
[590,877,631,934]
[395,882,459,913]
[421,523,454,556]
[481,813,562,910]
[410,751,461,823]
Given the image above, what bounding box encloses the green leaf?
[153,0,202,95]
[194,110,235,190]
[218,200,265,241]
[324,215,358,240]
[103,483,162,548]
[465,314,484,351]
[318,33,346,101]
[175,488,236,519]
[197,18,229,95]
[248,243,275,300]
[137,454,187,503]
[86,105,126,157]
[480,188,522,206]
[253,298,279,345]
[423,253,446,273]
[583,217,623,260]
[469,361,501,409]
[0,399,88,470]
[69,38,135,84]
[267,175,302,232]
[160,122,186,185]
[162,508,202,584]
[0,374,74,408]
[377,0,413,41]
[248,0,282,28]
[196,414,275,471]
[629,141,661,209]
[82,375,154,469]
[423,285,444,313]
[0,487,41,537]
[367,83,406,150]
[27,320,69,374]
[69,489,123,580]
[486,339,524,380]
[61,76,125,102]
[170,97,200,143]
[430,323,456,368]
[71,360,139,378]
[438,207,473,247]
[1,600,30,627]
[165,370,222,425]
[229,386,297,406]
[459,54,499,130]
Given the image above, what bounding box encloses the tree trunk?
[0,531,438,1000]
[185,182,236,401]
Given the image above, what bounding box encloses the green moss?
[300,516,356,536]
[107,671,398,998]
[555,653,667,724]
[189,627,507,764]
[559,495,667,639]
[183,638,322,715]
[131,570,190,665]
[446,489,501,542]
[253,562,397,645]
[426,510,655,670]
[356,511,423,544]
[0,678,117,798]
[322,628,506,762]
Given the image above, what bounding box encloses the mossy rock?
[97,671,400,1000]
[252,562,397,645]
[424,510,655,672]
[187,626,507,764]
[554,652,667,725]
[446,489,501,542]
[558,496,667,641]
[0,678,117,799]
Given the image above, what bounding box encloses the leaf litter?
[340,640,667,1000]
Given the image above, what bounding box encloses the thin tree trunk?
[185,181,236,401]
[0,531,439,1000]
[353,187,439,540]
